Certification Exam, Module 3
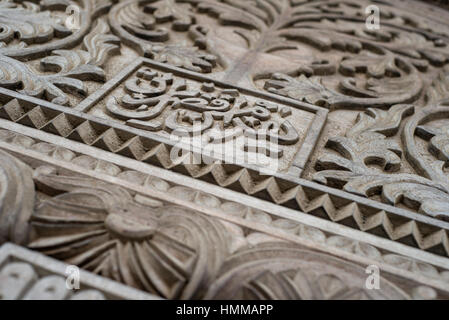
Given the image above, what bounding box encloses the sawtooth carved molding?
[0,243,159,299]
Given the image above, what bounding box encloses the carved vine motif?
[256,0,449,109]
[106,66,299,160]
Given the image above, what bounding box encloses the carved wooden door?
[0,0,448,300]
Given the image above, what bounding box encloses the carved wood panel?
[0,0,449,300]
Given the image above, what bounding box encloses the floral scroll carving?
[0,0,445,110]
[0,139,444,299]
[108,0,218,73]
[315,99,449,220]
[255,0,448,109]
[0,0,122,105]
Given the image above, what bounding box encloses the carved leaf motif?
[40,19,120,81]
[0,18,120,105]
[0,54,86,105]
[264,56,422,109]
[312,104,449,220]
[339,53,400,79]
[264,73,344,107]
[0,1,71,48]
[425,65,449,105]
[382,182,449,220]
[147,0,194,31]
[315,104,414,173]
[347,104,415,137]
[315,171,449,220]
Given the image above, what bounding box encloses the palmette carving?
[40,19,120,82]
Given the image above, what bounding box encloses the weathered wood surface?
[0,0,449,299]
